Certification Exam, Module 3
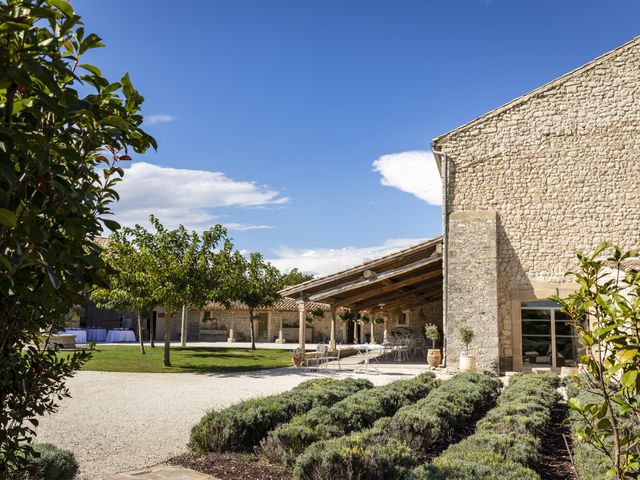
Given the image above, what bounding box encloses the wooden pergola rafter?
[279,237,444,349]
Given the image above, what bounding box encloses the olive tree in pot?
[424,323,441,367]
[458,325,476,372]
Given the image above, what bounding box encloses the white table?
[61,329,87,344]
[353,344,384,373]
[106,330,136,343]
[86,328,107,342]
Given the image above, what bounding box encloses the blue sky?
[79,0,640,274]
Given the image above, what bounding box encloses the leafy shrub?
[23,444,79,480]
[425,373,561,480]
[293,429,416,480]
[261,373,438,465]
[292,373,501,480]
[387,372,501,453]
[189,377,371,453]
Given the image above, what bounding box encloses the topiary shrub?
[293,429,416,480]
[387,372,501,453]
[292,373,501,480]
[261,373,437,465]
[189,377,371,453]
[425,373,561,479]
[24,444,79,480]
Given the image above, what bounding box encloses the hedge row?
[292,372,502,480]
[565,377,610,480]
[261,373,438,466]
[411,373,561,480]
[188,377,372,453]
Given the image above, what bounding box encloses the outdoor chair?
[325,346,342,370]
[306,343,330,371]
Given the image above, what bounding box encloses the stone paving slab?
[107,465,215,480]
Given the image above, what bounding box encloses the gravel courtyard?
[35,366,424,479]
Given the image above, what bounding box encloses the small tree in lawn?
[553,243,640,479]
[0,0,155,475]
[144,217,234,367]
[91,227,160,354]
[230,252,282,350]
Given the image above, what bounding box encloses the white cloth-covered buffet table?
[105,329,136,343]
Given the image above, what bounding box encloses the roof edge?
[432,35,640,145]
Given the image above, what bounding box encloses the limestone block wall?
[435,38,640,370]
[447,211,499,371]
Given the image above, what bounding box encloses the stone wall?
[435,38,640,371]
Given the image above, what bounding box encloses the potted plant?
[306,308,325,323]
[424,323,441,367]
[291,347,307,367]
[458,325,476,372]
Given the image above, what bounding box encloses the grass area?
[62,346,292,374]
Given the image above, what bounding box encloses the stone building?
[432,36,640,372]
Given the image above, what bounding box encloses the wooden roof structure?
[280,237,443,313]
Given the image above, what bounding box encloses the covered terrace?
[279,237,444,351]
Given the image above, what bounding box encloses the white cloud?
[145,114,175,125]
[372,150,442,205]
[268,238,425,276]
[111,162,287,231]
[222,223,275,231]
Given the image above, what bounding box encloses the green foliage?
[425,374,561,480]
[24,444,78,480]
[424,323,440,348]
[552,243,640,479]
[338,311,356,322]
[227,251,283,349]
[387,372,501,454]
[261,373,438,466]
[280,268,314,287]
[292,373,501,480]
[458,326,474,354]
[293,430,416,480]
[188,378,372,453]
[0,0,154,475]
[306,308,325,323]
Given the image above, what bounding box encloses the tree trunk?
[137,311,145,354]
[249,308,256,350]
[150,312,155,348]
[164,315,171,367]
[180,304,187,347]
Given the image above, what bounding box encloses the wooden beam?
[350,278,442,311]
[308,257,441,302]
[333,270,442,307]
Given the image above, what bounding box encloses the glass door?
[521,300,579,370]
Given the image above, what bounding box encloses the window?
[521,301,579,369]
[398,312,408,325]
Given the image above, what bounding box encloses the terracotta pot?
[459,354,477,373]
[427,348,441,367]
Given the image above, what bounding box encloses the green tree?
[554,243,640,479]
[280,268,314,287]
[0,1,155,476]
[230,252,282,350]
[91,227,160,354]
[143,216,234,366]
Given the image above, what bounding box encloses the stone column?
[383,316,389,342]
[275,316,285,344]
[329,306,337,350]
[227,318,236,342]
[447,210,499,372]
[297,300,307,350]
[370,318,375,344]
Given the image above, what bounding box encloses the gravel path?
[35,367,420,479]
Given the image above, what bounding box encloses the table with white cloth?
[86,328,107,343]
[60,329,87,344]
[353,344,384,373]
[105,329,136,343]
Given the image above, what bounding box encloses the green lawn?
[63,346,292,374]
